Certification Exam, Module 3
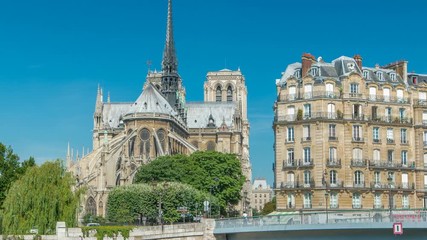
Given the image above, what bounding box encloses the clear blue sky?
[1,0,427,186]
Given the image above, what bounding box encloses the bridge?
[214,209,427,240]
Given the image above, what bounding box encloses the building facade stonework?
[273,54,427,212]
[67,0,251,218]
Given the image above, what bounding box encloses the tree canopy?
[261,197,276,215]
[107,182,215,224]
[1,161,81,235]
[133,151,245,214]
[0,142,35,207]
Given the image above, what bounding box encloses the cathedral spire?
[162,0,177,74]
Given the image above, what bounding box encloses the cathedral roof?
[127,83,178,116]
[186,102,236,129]
[102,103,131,128]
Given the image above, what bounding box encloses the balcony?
[281,181,296,189]
[301,137,311,142]
[280,180,315,189]
[330,203,339,209]
[328,136,338,141]
[369,160,415,170]
[352,137,365,143]
[327,181,344,189]
[281,91,340,102]
[372,138,381,144]
[326,158,341,168]
[303,203,312,209]
[285,138,295,144]
[413,99,427,106]
[386,138,395,144]
[353,181,366,188]
[282,159,314,169]
[351,159,367,167]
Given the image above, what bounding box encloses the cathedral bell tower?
[161,0,186,122]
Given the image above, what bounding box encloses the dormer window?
[363,70,369,79]
[310,67,319,77]
[376,71,383,81]
[294,69,301,78]
[390,73,396,81]
[412,76,418,84]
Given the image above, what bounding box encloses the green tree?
[133,151,245,214]
[107,182,213,224]
[1,161,81,235]
[261,197,276,215]
[0,143,35,207]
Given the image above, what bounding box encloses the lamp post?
[387,175,393,220]
[325,192,329,223]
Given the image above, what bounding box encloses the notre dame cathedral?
[67,0,252,218]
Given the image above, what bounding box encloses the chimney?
[353,54,363,71]
[383,60,408,84]
[302,53,315,78]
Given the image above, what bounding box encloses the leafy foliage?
[0,142,35,207]
[133,151,245,214]
[107,182,215,224]
[82,226,133,240]
[1,161,81,235]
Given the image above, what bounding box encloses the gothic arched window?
[139,128,151,158]
[216,86,222,102]
[128,137,136,157]
[86,197,97,216]
[227,85,233,102]
[116,174,121,186]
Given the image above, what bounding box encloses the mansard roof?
[128,83,177,116]
[278,55,407,87]
[186,102,237,129]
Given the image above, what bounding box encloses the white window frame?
[287,127,294,142]
[352,193,362,208]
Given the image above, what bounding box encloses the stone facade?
[67,0,251,218]
[273,54,427,212]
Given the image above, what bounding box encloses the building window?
[388,172,395,187]
[352,193,362,209]
[363,70,369,79]
[287,149,294,165]
[326,83,334,97]
[330,193,338,209]
[373,149,380,164]
[304,85,312,99]
[303,148,311,165]
[402,195,409,208]
[376,71,383,81]
[310,67,318,77]
[399,108,406,121]
[288,86,296,100]
[287,106,295,121]
[354,171,364,186]
[387,128,394,143]
[226,85,233,102]
[287,171,295,187]
[390,73,396,81]
[353,148,363,162]
[412,76,418,84]
[139,128,151,158]
[303,104,311,119]
[372,106,378,120]
[401,129,407,144]
[86,197,97,216]
[303,193,312,209]
[352,125,362,141]
[402,172,409,189]
[369,87,376,100]
[287,127,294,142]
[330,170,337,186]
[327,103,336,119]
[216,86,222,102]
[350,83,359,96]
[288,193,295,208]
[388,150,394,164]
[374,193,382,208]
[329,124,336,139]
[303,170,311,187]
[385,107,392,122]
[374,171,381,185]
[383,88,390,102]
[397,89,403,102]
[303,125,310,140]
[294,69,301,78]
[329,147,337,162]
[373,127,380,142]
[353,104,362,119]
[401,151,408,167]
[128,136,136,157]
